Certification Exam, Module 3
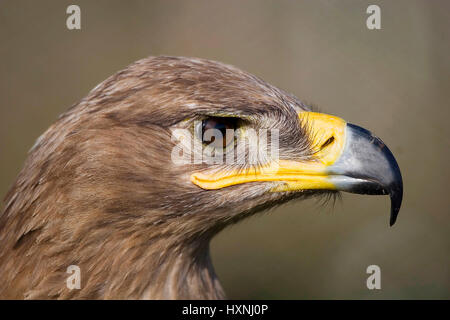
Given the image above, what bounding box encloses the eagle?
[0,56,402,299]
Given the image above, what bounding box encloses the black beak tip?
[389,208,397,227]
[389,185,403,227]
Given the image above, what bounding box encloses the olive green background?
[1,0,448,299]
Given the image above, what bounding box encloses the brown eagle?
[0,56,402,299]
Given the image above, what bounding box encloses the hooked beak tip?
[389,184,403,226]
[329,123,404,226]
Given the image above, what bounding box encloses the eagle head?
[0,56,402,299]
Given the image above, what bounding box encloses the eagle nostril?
[320,136,335,149]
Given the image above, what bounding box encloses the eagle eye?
[196,117,238,149]
[321,136,335,149]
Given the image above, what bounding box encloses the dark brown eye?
[321,136,335,149]
[197,117,237,149]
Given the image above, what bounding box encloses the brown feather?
[0,56,313,299]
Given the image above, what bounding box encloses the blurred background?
[0,0,448,299]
